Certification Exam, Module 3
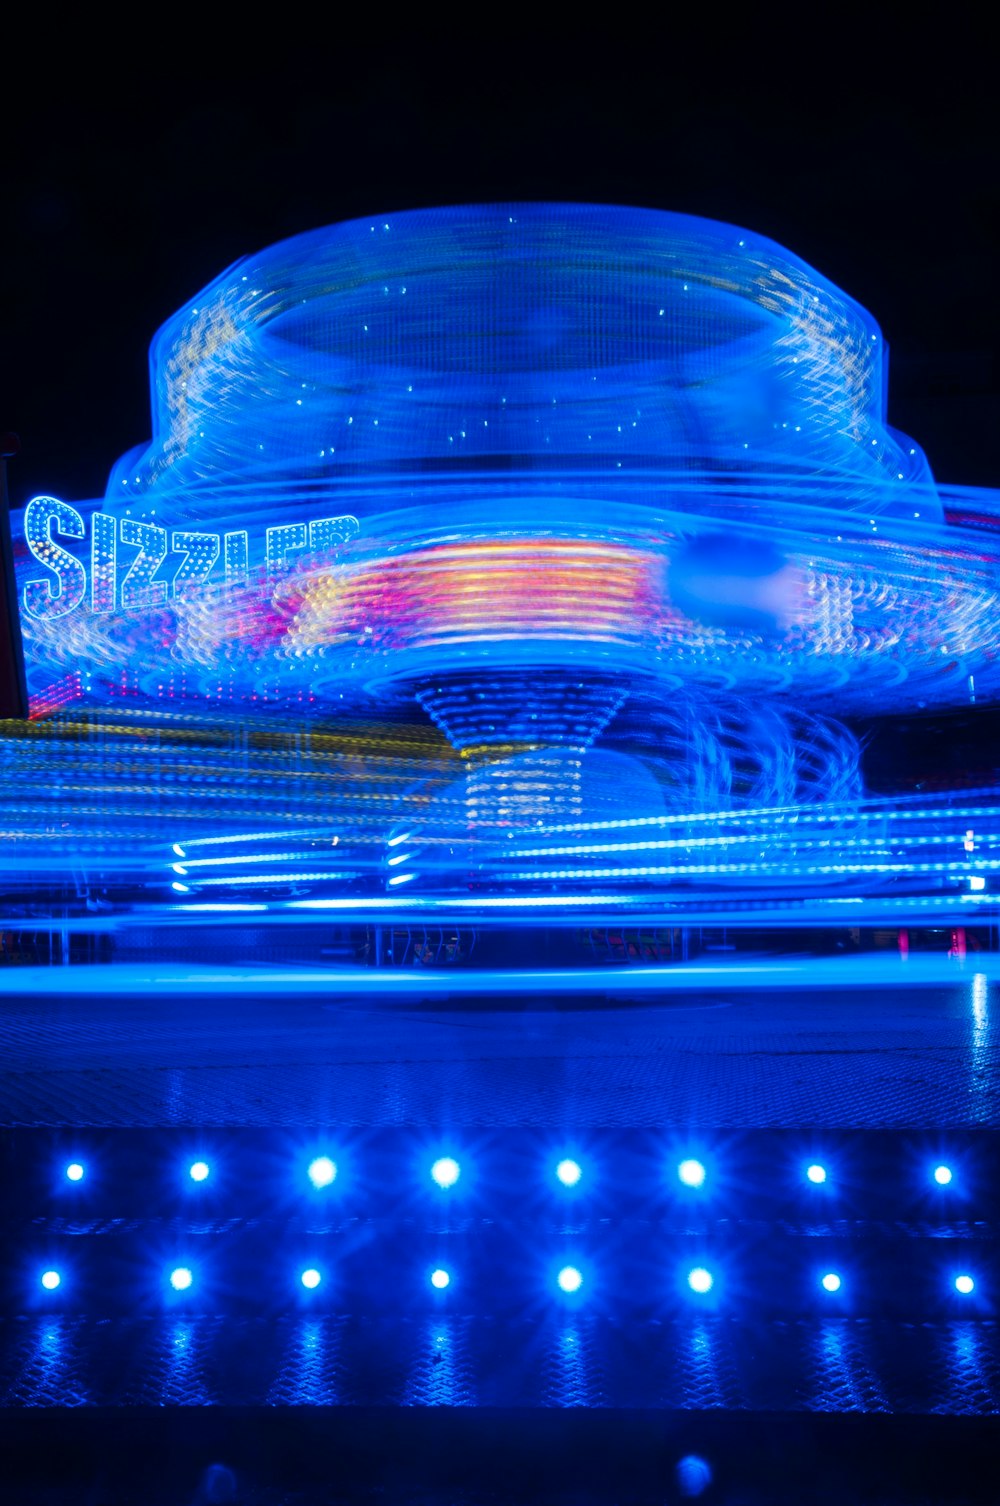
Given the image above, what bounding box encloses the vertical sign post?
[0,434,29,718]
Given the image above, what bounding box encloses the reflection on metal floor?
[1,964,998,1127]
[2,966,998,1503]
[4,1313,1000,1413]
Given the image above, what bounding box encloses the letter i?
[91,513,117,612]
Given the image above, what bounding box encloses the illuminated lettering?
[266,516,360,585]
[309,514,360,553]
[172,530,221,599]
[22,496,87,620]
[91,511,117,613]
[17,503,362,621]
[224,529,249,586]
[266,522,308,585]
[120,519,168,611]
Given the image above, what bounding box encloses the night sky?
[3,23,997,507]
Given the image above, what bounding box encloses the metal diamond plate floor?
[2,958,998,1503]
[3,1314,998,1413]
[0,963,997,1128]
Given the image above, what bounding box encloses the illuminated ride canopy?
[8,204,1000,909]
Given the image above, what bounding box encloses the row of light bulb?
[35,1266,978,1297]
[56,1157,962,1191]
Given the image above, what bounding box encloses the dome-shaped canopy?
[105,203,938,527]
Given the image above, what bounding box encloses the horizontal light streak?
[505,857,1000,881]
[5,953,1000,1001]
[190,870,363,886]
[509,832,998,859]
[172,849,357,869]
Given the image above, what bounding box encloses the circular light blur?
[307,1156,337,1189]
[557,1266,583,1293]
[678,1159,706,1189]
[933,1164,954,1186]
[170,1267,193,1291]
[431,1156,460,1189]
[40,1270,61,1291]
[430,1268,451,1290]
[556,1159,582,1187]
[821,1272,842,1293]
[65,1162,85,1182]
[189,1161,210,1183]
[687,1267,713,1294]
[676,1454,713,1498]
[300,1268,322,1290]
[806,1163,827,1184]
[955,1274,975,1295]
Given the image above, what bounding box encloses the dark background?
[2,20,997,507]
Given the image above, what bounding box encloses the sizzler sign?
[20,496,360,621]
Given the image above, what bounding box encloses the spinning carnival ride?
[7,203,1000,917]
[8,209,1000,1506]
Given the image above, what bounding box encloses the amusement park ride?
[1,205,998,1503]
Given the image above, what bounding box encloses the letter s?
[22,496,87,620]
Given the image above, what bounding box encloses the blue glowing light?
[676,1455,713,1499]
[39,1270,61,1291]
[806,1163,827,1184]
[169,1267,193,1291]
[430,1157,460,1189]
[65,1162,85,1182]
[307,1156,337,1189]
[430,1268,451,1290]
[11,204,1000,926]
[188,1161,210,1183]
[687,1267,714,1294]
[933,1165,954,1186]
[677,1158,706,1189]
[19,198,990,741]
[300,1268,322,1290]
[821,1272,842,1293]
[557,1266,583,1294]
[556,1158,582,1187]
[955,1275,975,1295]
